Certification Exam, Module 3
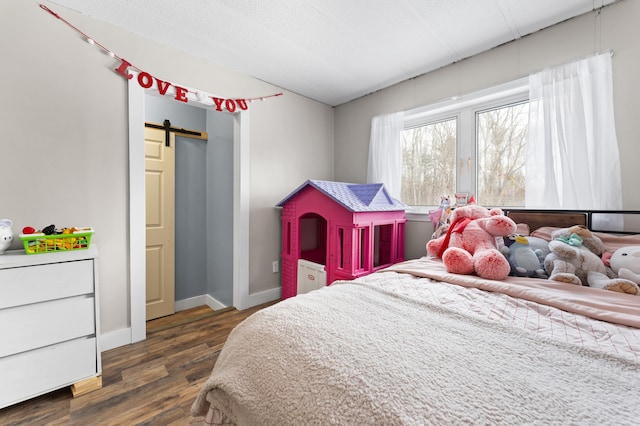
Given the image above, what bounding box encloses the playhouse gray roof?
[277,180,406,212]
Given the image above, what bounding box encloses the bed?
[191,210,640,425]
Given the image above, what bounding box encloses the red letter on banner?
[155,78,171,96]
[137,72,153,89]
[211,97,225,111]
[174,86,188,102]
[115,59,133,79]
[236,99,248,110]
[225,99,237,113]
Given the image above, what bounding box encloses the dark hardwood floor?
[0,302,277,425]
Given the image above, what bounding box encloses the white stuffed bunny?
[611,246,640,283]
[0,219,13,254]
[588,245,640,296]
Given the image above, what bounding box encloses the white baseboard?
[174,289,281,312]
[174,295,207,311]
[175,294,228,311]
[100,327,132,352]
[100,289,281,352]
[247,287,281,308]
[205,294,228,310]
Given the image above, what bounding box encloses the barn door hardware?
[163,119,171,146]
[144,121,204,146]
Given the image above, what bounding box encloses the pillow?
[594,232,640,253]
[514,223,530,236]
[530,226,557,242]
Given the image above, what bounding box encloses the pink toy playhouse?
[277,180,407,300]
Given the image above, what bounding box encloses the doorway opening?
[128,79,250,343]
[299,213,327,265]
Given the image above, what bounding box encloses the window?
[476,102,529,206]
[370,54,620,218]
[401,78,529,210]
[402,119,456,206]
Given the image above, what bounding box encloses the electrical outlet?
[272,260,279,273]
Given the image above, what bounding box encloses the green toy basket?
[19,228,94,254]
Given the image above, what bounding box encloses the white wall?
[334,0,640,259]
[0,1,334,338]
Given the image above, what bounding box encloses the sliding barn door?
[145,127,175,320]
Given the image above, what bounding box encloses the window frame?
[402,77,529,216]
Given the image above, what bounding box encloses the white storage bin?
[297,259,326,295]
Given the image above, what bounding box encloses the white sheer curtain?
[525,52,622,222]
[367,111,405,200]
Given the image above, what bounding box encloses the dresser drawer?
[0,296,95,358]
[0,260,94,309]
[0,337,97,409]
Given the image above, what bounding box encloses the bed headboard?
[504,211,587,233]
[503,209,640,234]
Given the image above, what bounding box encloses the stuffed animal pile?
[542,225,639,295]
[427,204,517,280]
[427,209,640,295]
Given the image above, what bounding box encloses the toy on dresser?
[0,219,13,254]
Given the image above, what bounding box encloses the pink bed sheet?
[385,256,640,329]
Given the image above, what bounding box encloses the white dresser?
[0,245,101,409]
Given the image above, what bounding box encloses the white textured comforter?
[192,258,640,425]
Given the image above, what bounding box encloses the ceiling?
[50,0,618,106]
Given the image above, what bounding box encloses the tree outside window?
[476,102,528,207]
[402,119,456,206]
